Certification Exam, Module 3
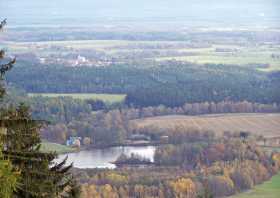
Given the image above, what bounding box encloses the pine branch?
[0,19,7,30]
[50,156,68,171]
[0,58,16,77]
[57,163,73,174]
[0,50,5,59]
[0,118,48,126]
[3,151,55,161]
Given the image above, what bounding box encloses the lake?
[54,146,156,169]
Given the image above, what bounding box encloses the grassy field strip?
[155,52,280,71]
[28,93,126,104]
[40,142,76,154]
[131,113,280,138]
[157,54,280,65]
[230,172,280,198]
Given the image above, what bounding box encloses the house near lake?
[66,136,81,147]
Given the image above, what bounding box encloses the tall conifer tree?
[0,18,19,198]
[0,19,80,198]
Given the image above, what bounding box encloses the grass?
[156,51,280,71]
[262,146,280,153]
[231,172,280,198]
[28,93,126,104]
[131,113,280,138]
[40,142,76,154]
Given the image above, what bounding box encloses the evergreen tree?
[2,104,71,197]
[0,19,15,94]
[0,142,18,198]
[0,18,19,198]
[0,19,80,198]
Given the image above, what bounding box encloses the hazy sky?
[1,0,280,27]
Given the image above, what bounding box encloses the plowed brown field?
[131,113,280,138]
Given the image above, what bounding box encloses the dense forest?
[6,61,280,107]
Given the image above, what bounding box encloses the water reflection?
[54,146,156,169]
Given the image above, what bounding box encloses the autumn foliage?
[76,136,280,198]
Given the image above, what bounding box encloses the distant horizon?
[1,0,280,28]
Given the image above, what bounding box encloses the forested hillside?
[6,62,280,107]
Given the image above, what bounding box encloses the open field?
[157,53,280,71]
[156,44,280,71]
[40,142,76,154]
[230,172,280,198]
[28,93,126,104]
[5,39,280,71]
[131,113,280,138]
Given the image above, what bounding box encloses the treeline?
[155,138,262,167]
[5,87,280,146]
[7,62,280,107]
[76,138,280,198]
[124,100,280,119]
[39,99,279,146]
[31,98,280,125]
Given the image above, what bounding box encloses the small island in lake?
[112,153,154,168]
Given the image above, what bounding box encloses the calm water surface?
[55,146,156,169]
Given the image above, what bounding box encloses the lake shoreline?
[55,145,156,169]
[57,141,161,155]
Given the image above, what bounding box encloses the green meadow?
[231,172,280,198]
[40,142,76,154]
[28,93,126,104]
